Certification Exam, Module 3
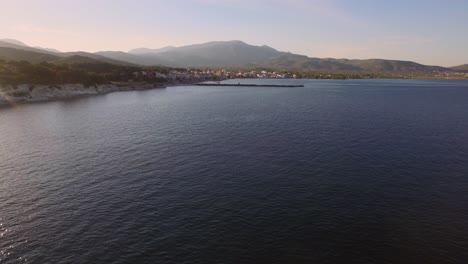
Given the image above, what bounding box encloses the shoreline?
[0,81,194,107]
[2,78,468,107]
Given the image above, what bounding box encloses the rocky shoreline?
[0,82,174,106]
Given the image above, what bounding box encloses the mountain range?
[0,39,466,74]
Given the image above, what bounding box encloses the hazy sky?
[1,0,467,66]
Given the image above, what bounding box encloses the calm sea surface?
[1,79,468,264]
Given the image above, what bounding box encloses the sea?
[1,79,468,264]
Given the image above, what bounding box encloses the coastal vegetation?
[1,58,466,90]
[0,59,178,86]
[0,59,137,86]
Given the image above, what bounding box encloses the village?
[130,68,468,83]
[131,69,298,83]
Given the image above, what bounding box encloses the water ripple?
[1,79,468,263]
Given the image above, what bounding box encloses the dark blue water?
[1,79,468,264]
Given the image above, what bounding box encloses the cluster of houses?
[131,69,298,82]
[131,68,468,82]
[433,71,468,78]
[228,70,297,79]
[131,70,195,81]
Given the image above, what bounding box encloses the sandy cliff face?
[0,83,163,105]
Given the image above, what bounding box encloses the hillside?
[129,46,176,55]
[98,41,282,67]
[0,40,132,66]
[0,47,135,68]
[0,39,28,46]
[262,54,360,71]
[451,64,468,72]
[0,47,60,63]
[152,41,282,67]
[0,39,61,53]
[98,40,456,74]
[60,51,135,66]
[0,40,57,55]
[95,51,168,66]
[0,53,141,86]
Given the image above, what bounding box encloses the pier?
[196,83,304,88]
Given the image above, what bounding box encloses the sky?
[1,0,467,66]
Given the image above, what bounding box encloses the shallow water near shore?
[1,79,468,264]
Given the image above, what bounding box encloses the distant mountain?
[99,41,282,67]
[0,39,133,66]
[95,51,168,66]
[0,47,134,67]
[52,54,126,65]
[343,59,450,73]
[451,64,468,72]
[258,54,449,73]
[0,40,62,55]
[266,57,450,74]
[0,39,28,46]
[99,40,454,74]
[262,54,360,71]
[0,47,59,63]
[152,41,282,67]
[0,38,462,74]
[129,46,176,55]
[0,40,57,55]
[34,46,62,53]
[60,51,134,65]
